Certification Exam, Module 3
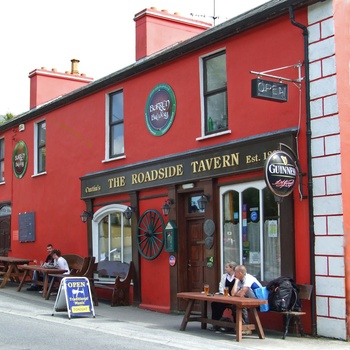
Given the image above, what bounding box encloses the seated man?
[231,264,262,326]
[27,243,54,291]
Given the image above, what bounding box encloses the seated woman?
[210,261,237,330]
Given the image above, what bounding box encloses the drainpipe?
[289,6,317,336]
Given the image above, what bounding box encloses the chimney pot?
[70,58,80,75]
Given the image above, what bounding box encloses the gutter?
[289,5,317,336]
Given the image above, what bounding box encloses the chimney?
[28,59,93,109]
[134,8,211,61]
[71,58,80,75]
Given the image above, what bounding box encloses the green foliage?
[0,112,16,124]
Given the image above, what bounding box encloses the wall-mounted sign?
[145,83,176,136]
[251,78,288,102]
[13,140,28,179]
[81,129,297,199]
[264,150,297,198]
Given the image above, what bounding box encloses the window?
[35,120,46,174]
[0,138,4,182]
[203,51,228,135]
[108,90,124,158]
[220,180,282,283]
[92,205,132,282]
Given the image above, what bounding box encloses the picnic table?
[0,256,33,288]
[177,291,267,342]
[17,265,68,298]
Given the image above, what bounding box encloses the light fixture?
[123,206,135,220]
[197,194,210,211]
[80,211,92,223]
[161,199,174,216]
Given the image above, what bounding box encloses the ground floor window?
[220,180,280,282]
[92,204,132,280]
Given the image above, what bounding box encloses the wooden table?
[0,257,33,288]
[177,292,267,342]
[17,265,67,298]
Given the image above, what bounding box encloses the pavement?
[0,281,349,350]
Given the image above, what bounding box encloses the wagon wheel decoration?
[137,209,165,260]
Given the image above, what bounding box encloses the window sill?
[102,155,126,163]
[31,172,47,178]
[196,129,231,141]
[0,181,5,186]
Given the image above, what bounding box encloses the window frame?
[34,119,46,175]
[105,89,124,160]
[201,50,228,137]
[0,138,4,183]
[91,204,132,282]
[219,180,293,283]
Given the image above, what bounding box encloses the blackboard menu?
[18,212,36,242]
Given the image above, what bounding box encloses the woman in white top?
[51,249,70,274]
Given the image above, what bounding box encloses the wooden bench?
[94,261,135,306]
[62,254,85,274]
[272,283,313,339]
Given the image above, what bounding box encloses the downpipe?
[289,5,317,337]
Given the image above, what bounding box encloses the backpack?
[266,276,302,312]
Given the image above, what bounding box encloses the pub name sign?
[251,78,288,102]
[81,131,296,199]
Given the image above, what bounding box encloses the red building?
[0,0,349,340]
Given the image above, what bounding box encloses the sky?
[0,0,269,116]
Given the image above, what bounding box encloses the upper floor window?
[0,138,4,182]
[35,120,46,174]
[203,51,228,135]
[108,90,124,158]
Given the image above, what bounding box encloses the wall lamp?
[162,199,174,216]
[197,194,210,211]
[123,206,136,220]
[80,211,92,223]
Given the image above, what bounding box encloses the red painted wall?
[1,7,311,328]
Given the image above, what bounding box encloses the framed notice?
[52,277,95,319]
[18,212,35,242]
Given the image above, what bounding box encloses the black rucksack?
[266,276,301,312]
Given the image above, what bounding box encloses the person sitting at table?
[27,243,55,291]
[51,250,70,274]
[231,264,262,326]
[210,261,237,331]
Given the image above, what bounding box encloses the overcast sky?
[0,0,268,115]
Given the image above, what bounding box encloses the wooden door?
[0,217,10,256]
[187,218,206,292]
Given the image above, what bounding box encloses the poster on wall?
[18,212,35,242]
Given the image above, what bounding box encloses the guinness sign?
[264,150,297,197]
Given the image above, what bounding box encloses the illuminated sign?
[264,150,297,197]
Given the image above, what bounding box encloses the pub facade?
[0,0,348,340]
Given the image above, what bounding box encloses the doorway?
[0,216,11,256]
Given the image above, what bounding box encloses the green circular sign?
[13,140,28,179]
[145,84,176,136]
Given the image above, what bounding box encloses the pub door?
[185,216,206,312]
[0,216,10,256]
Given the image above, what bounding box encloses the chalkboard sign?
[18,212,36,242]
